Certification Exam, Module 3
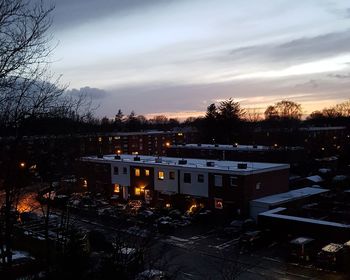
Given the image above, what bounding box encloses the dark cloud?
[294,80,318,88]
[66,86,107,100]
[228,29,350,67]
[328,72,350,79]
[51,0,176,30]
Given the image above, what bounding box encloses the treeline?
[1,98,350,137]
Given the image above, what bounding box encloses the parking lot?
[12,191,350,279]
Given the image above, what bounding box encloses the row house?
[80,154,289,216]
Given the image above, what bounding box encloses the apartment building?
[80,154,289,215]
[166,144,305,168]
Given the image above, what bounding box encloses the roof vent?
[197,143,202,147]
[178,159,187,165]
[97,154,104,158]
[253,145,258,149]
[155,157,162,163]
[206,161,215,167]
[214,144,219,147]
[237,163,247,169]
[134,156,141,161]
[114,155,121,160]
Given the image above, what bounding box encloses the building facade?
[80,154,290,216]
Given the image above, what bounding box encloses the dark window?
[230,176,238,187]
[123,167,127,174]
[197,174,204,183]
[169,171,175,180]
[184,173,191,183]
[113,167,119,175]
[214,175,223,187]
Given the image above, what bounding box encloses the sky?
[49,0,350,119]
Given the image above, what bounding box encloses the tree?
[205,103,218,119]
[218,98,245,121]
[0,0,85,271]
[264,105,279,120]
[114,109,124,130]
[245,108,262,122]
[264,100,302,120]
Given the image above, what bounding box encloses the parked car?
[317,243,344,271]
[239,230,271,251]
[135,269,168,280]
[289,237,316,263]
[223,220,244,238]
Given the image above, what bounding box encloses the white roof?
[306,175,323,183]
[259,207,350,228]
[251,187,329,206]
[322,243,343,253]
[290,237,314,245]
[81,154,289,175]
[170,143,302,151]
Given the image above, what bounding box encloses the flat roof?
[81,154,289,174]
[169,143,303,151]
[251,187,329,206]
[259,207,350,228]
[299,126,346,131]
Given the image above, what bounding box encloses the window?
[123,167,127,174]
[135,187,141,195]
[214,175,223,187]
[135,168,140,177]
[256,182,261,190]
[145,169,150,176]
[230,176,238,187]
[184,173,191,183]
[114,184,120,193]
[169,171,175,180]
[113,167,119,175]
[197,174,204,183]
[158,171,165,180]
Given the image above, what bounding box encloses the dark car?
[289,237,316,263]
[239,230,271,252]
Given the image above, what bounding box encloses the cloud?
[227,29,350,68]
[328,72,350,79]
[66,86,107,100]
[52,0,172,31]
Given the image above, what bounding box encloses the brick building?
[80,154,289,215]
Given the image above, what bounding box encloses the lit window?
[230,176,238,187]
[145,169,150,176]
[135,188,141,195]
[114,184,120,193]
[98,137,102,142]
[214,175,223,187]
[158,171,164,180]
[123,167,127,174]
[135,168,140,177]
[83,180,88,188]
[184,173,191,183]
[169,171,175,180]
[197,174,204,183]
[113,167,119,175]
[214,198,223,209]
